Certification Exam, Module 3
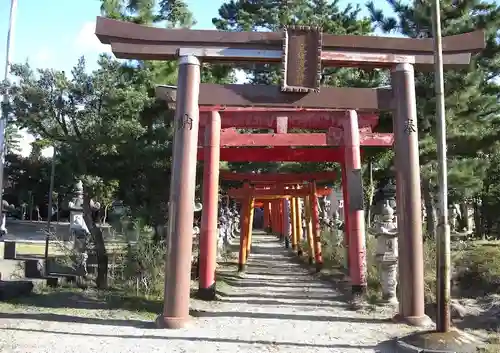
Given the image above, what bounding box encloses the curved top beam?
[96,17,484,56]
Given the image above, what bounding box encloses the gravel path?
[0,231,420,353]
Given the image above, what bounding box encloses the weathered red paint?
[198,110,379,129]
[220,171,336,183]
[341,164,350,269]
[198,111,221,300]
[327,127,394,146]
[228,186,332,198]
[198,147,344,162]
[197,128,394,147]
[343,110,367,294]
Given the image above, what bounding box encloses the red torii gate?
[193,108,393,298]
[220,171,337,183]
[198,126,394,147]
[227,182,331,271]
[96,16,484,329]
[221,172,334,237]
[222,172,336,267]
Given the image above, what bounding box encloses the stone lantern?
[68,180,90,276]
[371,202,399,305]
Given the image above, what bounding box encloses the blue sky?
[0,0,391,156]
[0,0,392,75]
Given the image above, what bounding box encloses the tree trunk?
[100,204,109,225]
[83,191,108,289]
[422,178,436,239]
[473,201,483,239]
[459,202,472,232]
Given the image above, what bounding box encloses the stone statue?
[370,201,399,305]
[68,180,91,276]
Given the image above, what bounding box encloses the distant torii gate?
[228,182,332,270]
[221,171,336,266]
[96,17,485,329]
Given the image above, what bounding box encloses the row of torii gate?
[95,17,485,329]
[223,171,339,271]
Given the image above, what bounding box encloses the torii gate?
[221,171,337,265]
[95,17,485,329]
[228,182,332,270]
[187,107,394,299]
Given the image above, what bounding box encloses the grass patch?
[0,282,162,321]
[309,230,500,305]
[454,243,500,296]
[0,242,61,257]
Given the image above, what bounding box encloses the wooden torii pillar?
[96,16,484,328]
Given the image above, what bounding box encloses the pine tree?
[212,0,386,175]
[367,0,500,236]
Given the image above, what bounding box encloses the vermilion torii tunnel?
[193,109,393,296]
[95,16,485,329]
[225,178,335,271]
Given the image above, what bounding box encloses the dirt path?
[0,231,421,353]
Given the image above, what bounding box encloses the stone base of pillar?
[392,313,433,327]
[196,282,216,301]
[237,263,246,272]
[155,314,190,330]
[297,249,303,256]
[308,256,314,265]
[395,329,483,353]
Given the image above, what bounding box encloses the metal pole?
[0,0,19,216]
[431,0,451,333]
[44,147,56,270]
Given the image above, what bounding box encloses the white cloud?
[74,21,112,55]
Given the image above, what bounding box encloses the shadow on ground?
[215,297,349,308]
[190,308,392,324]
[3,289,162,314]
[1,326,391,350]
[216,238,353,303]
[0,311,155,328]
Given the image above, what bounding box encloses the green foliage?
[368,0,500,203]
[455,244,500,295]
[123,230,166,297]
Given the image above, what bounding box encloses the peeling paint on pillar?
[343,110,367,295]
[197,110,221,301]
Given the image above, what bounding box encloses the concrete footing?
[395,329,485,353]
